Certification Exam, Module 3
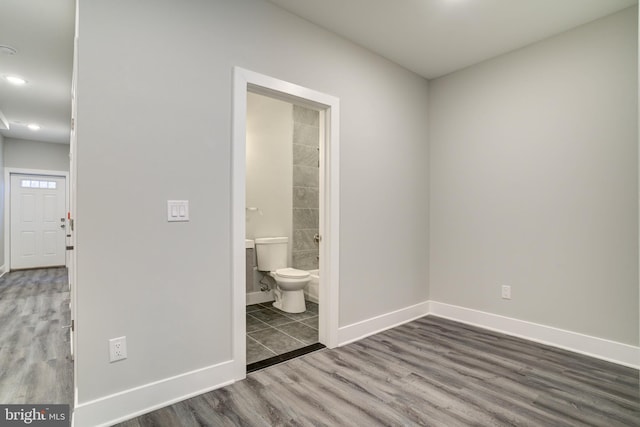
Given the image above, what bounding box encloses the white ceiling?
[0,0,636,145]
[0,0,74,144]
[268,0,638,79]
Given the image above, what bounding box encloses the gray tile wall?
[292,105,319,270]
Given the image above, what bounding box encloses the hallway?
[0,267,73,406]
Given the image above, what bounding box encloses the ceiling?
[0,0,636,145]
[268,0,638,79]
[0,0,74,144]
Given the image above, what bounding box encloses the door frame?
[232,67,340,380]
[4,167,70,272]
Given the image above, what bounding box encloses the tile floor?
[246,301,319,364]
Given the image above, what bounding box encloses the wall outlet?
[501,285,512,300]
[109,336,127,362]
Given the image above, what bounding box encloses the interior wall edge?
[337,300,430,346]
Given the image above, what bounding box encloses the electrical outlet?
[501,285,512,300]
[109,336,127,362]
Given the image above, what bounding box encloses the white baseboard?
[0,264,6,279]
[429,301,640,369]
[73,360,235,427]
[246,290,274,306]
[338,301,430,346]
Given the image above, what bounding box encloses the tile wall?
[291,105,319,270]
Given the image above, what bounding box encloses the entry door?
[10,174,67,269]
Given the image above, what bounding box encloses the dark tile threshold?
[247,343,326,374]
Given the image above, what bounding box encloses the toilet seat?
[274,268,310,279]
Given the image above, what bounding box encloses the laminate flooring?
[116,315,640,427]
[247,301,319,364]
[0,267,73,407]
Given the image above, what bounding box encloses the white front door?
[10,174,67,270]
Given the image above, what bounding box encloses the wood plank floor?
[116,316,639,427]
[0,267,73,407]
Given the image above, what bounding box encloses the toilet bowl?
[269,268,310,313]
[254,237,310,313]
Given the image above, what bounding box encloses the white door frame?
[232,67,340,380]
[4,167,70,272]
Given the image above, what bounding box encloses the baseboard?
[73,360,235,427]
[246,290,274,306]
[0,264,6,278]
[338,301,430,346]
[429,301,640,369]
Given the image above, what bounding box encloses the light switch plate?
[167,200,189,222]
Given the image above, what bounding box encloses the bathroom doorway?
[244,93,322,370]
[232,68,340,379]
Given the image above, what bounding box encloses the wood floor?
[116,316,639,427]
[0,267,73,407]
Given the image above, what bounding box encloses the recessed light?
[0,45,17,55]
[27,123,40,131]
[4,75,27,86]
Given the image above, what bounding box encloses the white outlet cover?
[501,285,512,300]
[109,336,127,362]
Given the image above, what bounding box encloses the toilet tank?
[255,237,288,272]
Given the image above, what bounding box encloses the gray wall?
[429,7,638,345]
[3,138,70,172]
[75,0,429,404]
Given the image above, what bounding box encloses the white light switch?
[167,200,189,222]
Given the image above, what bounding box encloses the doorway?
[245,93,322,370]
[0,169,72,407]
[232,67,340,380]
[10,173,67,270]
[4,168,70,271]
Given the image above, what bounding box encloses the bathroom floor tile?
[248,328,306,355]
[258,302,274,309]
[300,316,318,330]
[246,336,276,364]
[246,314,271,333]
[246,304,263,313]
[278,322,318,345]
[277,309,316,321]
[250,308,295,327]
[245,300,320,366]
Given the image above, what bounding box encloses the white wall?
[3,138,70,172]
[246,92,293,263]
[429,7,638,345]
[74,0,429,418]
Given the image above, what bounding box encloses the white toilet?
[254,237,310,313]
